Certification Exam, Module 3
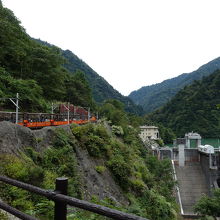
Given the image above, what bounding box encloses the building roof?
[139,125,158,129]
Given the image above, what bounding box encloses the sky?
[2,0,220,96]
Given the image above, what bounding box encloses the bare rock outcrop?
[75,146,128,205]
[0,121,36,155]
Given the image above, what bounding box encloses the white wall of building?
[139,125,159,142]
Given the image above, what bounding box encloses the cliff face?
[0,122,178,220]
[0,122,128,205]
[0,121,36,155]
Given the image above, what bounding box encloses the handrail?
[0,175,148,220]
[0,201,37,220]
[171,160,184,215]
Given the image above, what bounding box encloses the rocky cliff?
[0,122,128,206]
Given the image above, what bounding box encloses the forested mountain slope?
[149,70,220,138]
[62,50,143,114]
[0,1,141,115]
[129,57,220,113]
[0,2,93,111]
[36,40,143,115]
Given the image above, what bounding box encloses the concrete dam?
[158,132,220,218]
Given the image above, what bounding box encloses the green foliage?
[0,154,43,215]
[99,99,144,130]
[159,126,176,144]
[0,211,8,220]
[0,128,81,219]
[64,70,94,108]
[105,99,125,111]
[0,70,48,111]
[61,50,143,115]
[111,125,124,136]
[150,70,220,138]
[0,2,142,115]
[72,124,109,158]
[95,166,106,174]
[144,156,176,200]
[107,154,132,188]
[99,101,129,126]
[139,190,177,220]
[0,3,94,112]
[194,189,220,217]
[72,122,177,219]
[129,179,147,193]
[0,154,44,185]
[156,139,164,147]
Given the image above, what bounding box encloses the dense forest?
[0,3,94,112]
[62,49,143,115]
[34,40,143,115]
[0,1,142,115]
[149,70,220,138]
[129,57,220,113]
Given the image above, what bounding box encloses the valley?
[1,1,220,219]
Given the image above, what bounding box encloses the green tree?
[194,189,220,217]
[65,70,94,107]
[0,70,47,111]
[99,100,128,126]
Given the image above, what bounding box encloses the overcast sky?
[2,0,220,96]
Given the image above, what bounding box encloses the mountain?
[61,50,143,114]
[129,57,220,113]
[35,40,143,115]
[0,0,142,115]
[149,70,220,138]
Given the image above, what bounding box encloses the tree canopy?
[150,70,220,138]
[0,3,93,111]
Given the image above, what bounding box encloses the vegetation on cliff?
[0,128,81,219]
[0,122,177,220]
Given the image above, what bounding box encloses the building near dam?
[139,125,159,142]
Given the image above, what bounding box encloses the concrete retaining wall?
[200,153,220,195]
[185,149,199,162]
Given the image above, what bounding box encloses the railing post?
[54,177,68,220]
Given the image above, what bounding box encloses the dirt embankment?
[0,121,128,205]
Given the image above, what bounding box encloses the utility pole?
[8,93,19,124]
[67,102,70,124]
[15,93,19,124]
[88,107,90,120]
[96,112,99,120]
[51,103,59,120]
[63,102,70,124]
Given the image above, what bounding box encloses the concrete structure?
[157,132,220,217]
[158,147,173,160]
[178,144,185,167]
[198,144,214,154]
[175,162,209,214]
[185,132,201,148]
[139,125,159,142]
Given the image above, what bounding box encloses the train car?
[0,107,96,128]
